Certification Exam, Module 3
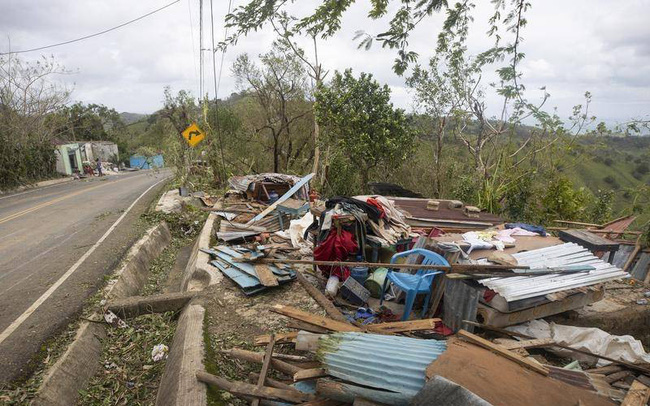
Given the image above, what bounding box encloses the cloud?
[0,0,648,125]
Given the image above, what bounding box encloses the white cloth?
[508,319,650,367]
[275,212,314,256]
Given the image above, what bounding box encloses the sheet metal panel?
[318,332,446,398]
[631,253,650,281]
[478,243,628,302]
[443,279,479,333]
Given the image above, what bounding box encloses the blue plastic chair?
[379,248,448,321]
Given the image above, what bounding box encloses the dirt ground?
[198,264,323,405]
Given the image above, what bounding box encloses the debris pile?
[197,172,650,406]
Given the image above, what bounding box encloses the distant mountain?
[119,112,149,125]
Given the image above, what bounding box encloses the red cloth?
[483,289,497,303]
[365,198,385,219]
[314,229,358,280]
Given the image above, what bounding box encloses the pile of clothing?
[314,195,414,280]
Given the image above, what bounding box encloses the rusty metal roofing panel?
[317,332,446,400]
[478,243,629,302]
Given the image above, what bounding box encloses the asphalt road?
[0,170,170,383]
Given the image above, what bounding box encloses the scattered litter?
[151,344,168,362]
[104,310,128,329]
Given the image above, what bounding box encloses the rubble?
[191,172,650,406]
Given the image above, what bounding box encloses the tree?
[315,69,414,190]
[0,55,70,188]
[232,42,312,173]
[57,102,125,142]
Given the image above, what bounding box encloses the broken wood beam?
[252,334,276,406]
[585,365,624,375]
[271,305,361,332]
[106,291,196,319]
[296,271,349,323]
[294,368,328,382]
[463,320,650,375]
[240,258,530,272]
[605,370,634,384]
[221,348,303,376]
[499,338,555,350]
[621,380,650,406]
[457,329,549,376]
[287,320,330,334]
[196,371,314,403]
[249,373,297,392]
[255,264,280,287]
[366,318,441,334]
[255,332,299,346]
[296,331,322,352]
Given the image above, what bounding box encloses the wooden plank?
[287,320,330,334]
[255,264,280,287]
[499,338,555,350]
[296,331,322,352]
[270,305,361,332]
[252,334,276,406]
[249,372,297,391]
[293,368,328,382]
[247,173,315,225]
[605,370,633,384]
[196,371,314,403]
[621,380,650,406]
[221,348,302,376]
[463,320,650,375]
[457,329,549,376]
[623,236,642,272]
[585,365,624,375]
[255,332,298,346]
[245,257,530,271]
[365,318,440,334]
[296,271,349,323]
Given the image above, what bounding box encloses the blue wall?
[130,154,164,169]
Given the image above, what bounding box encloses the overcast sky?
[2,0,649,127]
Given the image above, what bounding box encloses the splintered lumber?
[605,370,634,384]
[106,291,196,318]
[498,338,555,350]
[294,368,328,382]
[271,353,311,363]
[463,320,650,375]
[244,258,530,272]
[249,373,296,391]
[221,348,302,375]
[457,329,549,376]
[366,318,440,334]
[252,334,276,406]
[296,271,349,323]
[255,332,299,346]
[621,380,650,406]
[623,236,643,272]
[196,371,314,403]
[585,365,624,375]
[255,264,280,287]
[287,320,330,334]
[271,305,361,332]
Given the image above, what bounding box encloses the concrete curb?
[0,177,74,195]
[32,222,172,406]
[181,206,222,292]
[155,304,207,406]
[108,222,172,298]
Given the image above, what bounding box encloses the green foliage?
[316,69,415,191]
[591,189,614,224]
[541,176,591,222]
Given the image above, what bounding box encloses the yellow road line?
[0,175,145,225]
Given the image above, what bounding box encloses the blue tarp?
[130,154,164,169]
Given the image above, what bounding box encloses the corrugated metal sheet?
[443,279,479,333]
[631,253,650,281]
[318,332,446,399]
[479,243,629,302]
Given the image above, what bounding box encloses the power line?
[216,0,234,98]
[209,0,226,177]
[1,0,181,56]
[199,0,204,98]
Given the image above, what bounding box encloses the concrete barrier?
[33,222,172,406]
[181,210,222,292]
[155,304,207,406]
[108,222,172,298]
